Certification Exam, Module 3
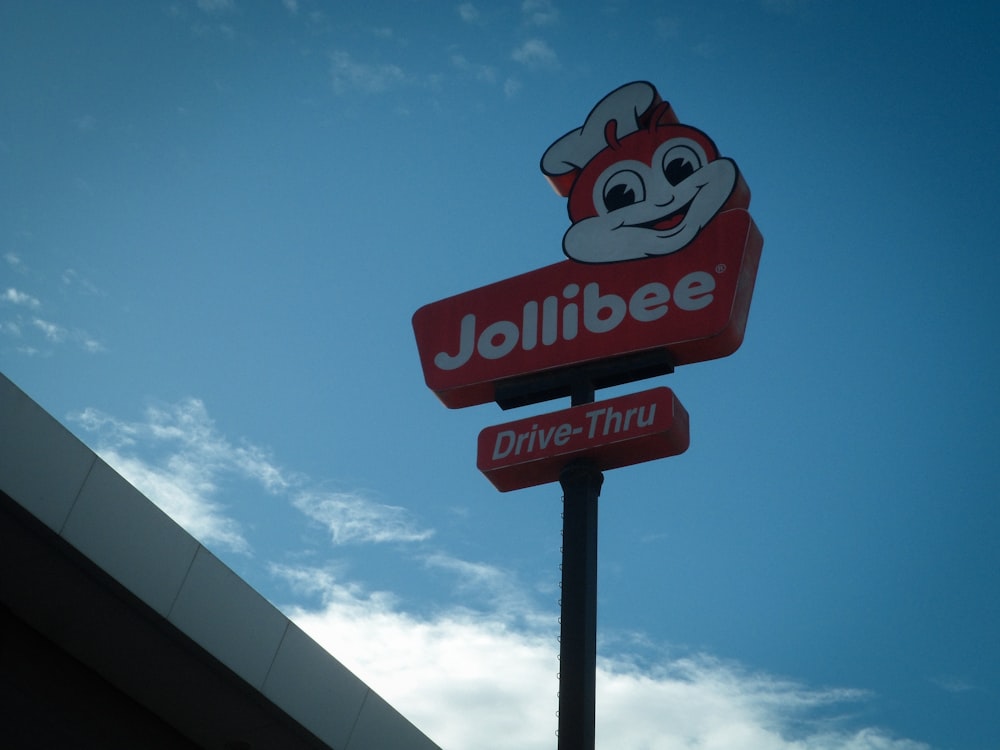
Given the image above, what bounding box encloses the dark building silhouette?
[1,372,441,750]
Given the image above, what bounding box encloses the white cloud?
[61,268,104,296]
[277,563,931,750]
[457,2,479,23]
[276,563,559,748]
[69,398,932,750]
[295,490,433,544]
[74,114,98,131]
[140,400,291,493]
[450,54,497,83]
[33,317,65,342]
[423,553,552,628]
[929,675,975,694]
[100,447,251,553]
[2,288,40,308]
[71,398,433,553]
[27,315,103,353]
[522,0,559,26]
[330,51,407,94]
[70,398,290,553]
[1,269,105,356]
[504,77,522,98]
[511,38,558,68]
[81,337,106,354]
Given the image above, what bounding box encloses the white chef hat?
[540,81,677,197]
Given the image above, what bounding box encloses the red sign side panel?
[413,209,762,408]
[477,387,689,492]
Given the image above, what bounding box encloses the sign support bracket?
[494,349,674,410]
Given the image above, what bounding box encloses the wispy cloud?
[71,397,432,553]
[99,447,251,553]
[294,489,433,545]
[450,53,497,84]
[2,288,40,309]
[80,336,106,353]
[423,553,548,627]
[457,2,480,23]
[511,38,558,68]
[277,563,931,750]
[61,268,104,296]
[1,269,104,355]
[521,0,559,26]
[32,317,65,342]
[71,397,931,750]
[330,51,407,94]
[27,316,104,353]
[71,398,294,554]
[929,675,975,694]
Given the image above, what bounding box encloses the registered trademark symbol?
[715,263,727,273]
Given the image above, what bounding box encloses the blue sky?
[2,1,998,748]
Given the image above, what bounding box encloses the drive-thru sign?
[478,386,689,492]
[412,81,763,750]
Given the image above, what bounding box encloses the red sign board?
[414,78,762,424]
[413,208,762,408]
[477,387,689,492]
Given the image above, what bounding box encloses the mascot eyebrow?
[604,119,622,150]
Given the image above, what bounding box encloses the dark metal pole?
[557,377,603,750]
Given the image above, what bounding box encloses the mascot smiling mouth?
[631,196,695,234]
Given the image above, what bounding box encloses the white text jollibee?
[434,271,716,372]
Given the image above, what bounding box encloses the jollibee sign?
[414,81,762,410]
[413,80,763,749]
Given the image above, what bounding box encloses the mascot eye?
[602,170,645,212]
[662,145,702,186]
